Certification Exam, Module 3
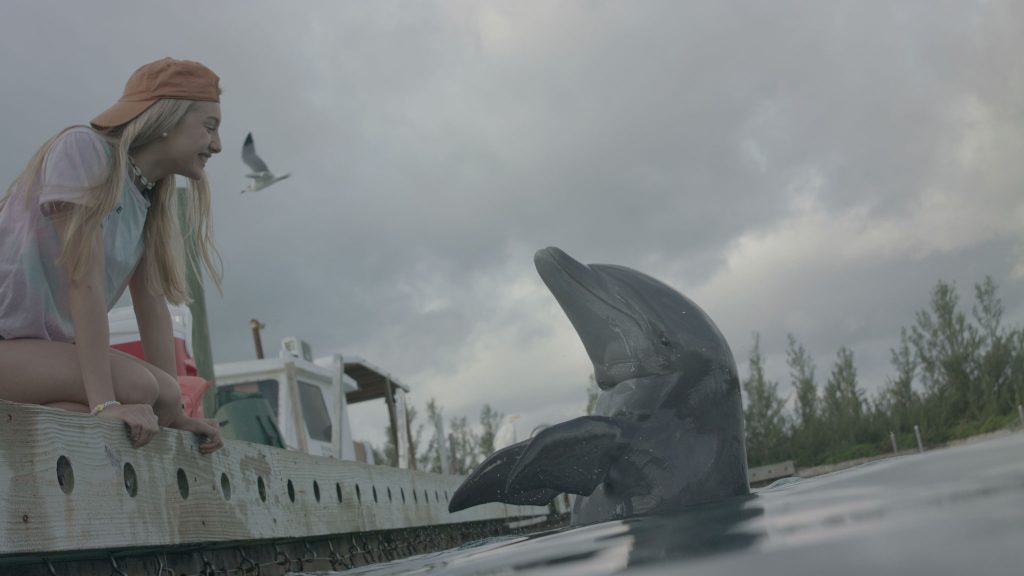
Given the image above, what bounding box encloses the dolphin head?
[534,247,736,391]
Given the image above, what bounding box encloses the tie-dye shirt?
[0,126,150,342]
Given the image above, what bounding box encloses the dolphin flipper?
[448,440,561,513]
[507,416,632,497]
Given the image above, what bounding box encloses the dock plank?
[0,400,547,555]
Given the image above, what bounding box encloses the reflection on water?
[291,495,767,575]
[293,432,1024,575]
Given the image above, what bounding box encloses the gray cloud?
[2,0,1022,447]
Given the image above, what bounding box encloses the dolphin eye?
[659,335,670,347]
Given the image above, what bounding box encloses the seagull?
[241,132,290,193]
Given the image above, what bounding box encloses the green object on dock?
[214,391,285,448]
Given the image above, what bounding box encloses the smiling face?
[162,101,222,179]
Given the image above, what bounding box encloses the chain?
[327,537,355,571]
[236,546,260,576]
[151,553,175,576]
[32,520,529,576]
[108,555,129,576]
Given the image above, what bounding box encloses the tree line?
[743,276,1024,468]
[372,400,504,474]
[373,276,1022,474]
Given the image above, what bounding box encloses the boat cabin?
[215,338,359,459]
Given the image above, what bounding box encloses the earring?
[161,132,168,138]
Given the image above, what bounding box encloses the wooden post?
[384,376,399,465]
[250,318,265,359]
[1018,405,1023,427]
[914,424,924,453]
[890,431,898,454]
[177,188,217,418]
[406,404,417,470]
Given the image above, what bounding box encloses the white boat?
[107,306,416,467]
[213,338,359,459]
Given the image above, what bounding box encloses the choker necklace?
[127,156,157,191]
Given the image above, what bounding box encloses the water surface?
[294,431,1024,575]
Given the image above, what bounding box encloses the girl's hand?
[171,416,224,454]
[98,403,160,449]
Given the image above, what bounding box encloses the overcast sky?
[3,1,1022,449]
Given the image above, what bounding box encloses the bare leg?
[0,338,159,407]
[44,401,90,413]
[109,348,184,427]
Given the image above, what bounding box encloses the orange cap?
[90,58,220,130]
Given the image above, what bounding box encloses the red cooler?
[108,304,210,418]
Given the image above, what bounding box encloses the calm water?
[293,431,1024,575]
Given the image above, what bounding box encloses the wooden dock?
[0,400,557,574]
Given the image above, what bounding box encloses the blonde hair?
[0,99,222,304]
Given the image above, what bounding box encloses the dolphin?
[448,247,749,525]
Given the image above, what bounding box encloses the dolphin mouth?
[535,247,644,330]
[535,247,658,388]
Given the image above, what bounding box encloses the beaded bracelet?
[90,400,122,416]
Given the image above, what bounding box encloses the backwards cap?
[90,58,220,130]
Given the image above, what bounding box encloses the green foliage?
[786,334,824,466]
[418,399,445,472]
[742,333,789,467]
[585,374,599,415]
[910,280,982,424]
[380,405,423,468]
[478,404,503,457]
[447,416,479,475]
[821,443,880,465]
[947,412,1019,440]
[788,334,819,428]
[375,398,501,474]
[742,276,1024,471]
[822,347,866,449]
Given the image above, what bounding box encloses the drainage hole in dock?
[336,482,343,503]
[372,485,378,503]
[56,455,74,495]
[401,488,406,503]
[314,480,321,502]
[356,484,362,503]
[287,479,295,502]
[435,490,439,503]
[424,489,428,503]
[123,463,138,498]
[387,486,392,503]
[258,476,267,502]
[445,490,449,502]
[177,468,189,499]
[221,473,231,500]
[412,489,418,503]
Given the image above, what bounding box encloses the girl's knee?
[119,369,160,406]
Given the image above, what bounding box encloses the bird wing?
[241,132,271,174]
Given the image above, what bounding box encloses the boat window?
[298,380,333,442]
[219,379,279,415]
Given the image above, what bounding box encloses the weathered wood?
[384,376,399,456]
[0,400,547,556]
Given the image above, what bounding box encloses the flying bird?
[241,132,291,193]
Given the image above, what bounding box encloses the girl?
[0,58,226,453]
